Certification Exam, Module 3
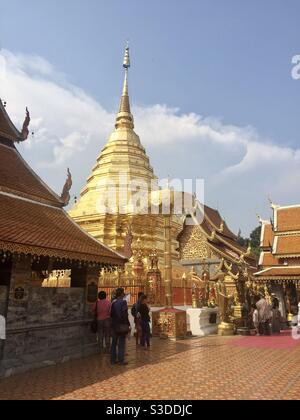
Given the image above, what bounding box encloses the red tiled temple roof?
[0,101,24,142]
[275,235,300,257]
[204,205,237,240]
[0,143,63,206]
[261,222,274,248]
[255,203,300,280]
[0,193,125,265]
[0,103,126,266]
[276,206,300,232]
[255,266,300,279]
[259,252,280,267]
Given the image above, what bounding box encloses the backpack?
[131,303,137,319]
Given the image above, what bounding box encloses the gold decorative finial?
[122,43,130,96]
[123,41,130,69]
[115,43,134,129]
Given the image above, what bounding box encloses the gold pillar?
[182,273,187,307]
[164,215,173,308]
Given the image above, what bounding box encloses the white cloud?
[1,48,300,235]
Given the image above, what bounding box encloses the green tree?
[249,226,261,257]
[236,226,261,257]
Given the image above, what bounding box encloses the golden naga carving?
[238,253,245,264]
[224,260,233,272]
[218,221,224,233]
[20,107,31,141]
[60,168,72,207]
[216,258,225,272]
[224,260,240,280]
[209,230,217,242]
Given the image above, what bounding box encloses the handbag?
[114,323,130,335]
[91,301,98,334]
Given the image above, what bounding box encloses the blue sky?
[0,0,300,235]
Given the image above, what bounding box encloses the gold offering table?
[152,308,187,339]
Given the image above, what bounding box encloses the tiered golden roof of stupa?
[69,46,182,263]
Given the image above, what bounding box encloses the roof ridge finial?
[122,42,130,96]
[268,195,280,210]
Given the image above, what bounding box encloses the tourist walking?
[271,297,282,334]
[256,292,272,336]
[140,295,151,349]
[252,304,259,336]
[111,288,131,365]
[93,291,112,353]
[131,292,144,345]
[0,312,6,361]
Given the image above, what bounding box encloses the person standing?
[252,304,260,336]
[111,288,131,366]
[140,295,151,349]
[271,297,282,334]
[131,292,144,345]
[256,292,272,336]
[93,291,112,353]
[0,313,6,362]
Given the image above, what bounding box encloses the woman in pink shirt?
[93,291,112,353]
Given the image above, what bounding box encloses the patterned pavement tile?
[0,333,300,400]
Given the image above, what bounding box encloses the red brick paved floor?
[0,333,300,400]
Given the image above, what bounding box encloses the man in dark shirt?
[111,288,131,365]
[140,295,151,349]
[131,292,145,345]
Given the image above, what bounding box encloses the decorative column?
[152,212,187,340]
[146,249,162,306]
[182,273,187,307]
[164,215,173,308]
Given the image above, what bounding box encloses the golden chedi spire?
[116,43,134,130]
[69,44,157,249]
[69,44,184,275]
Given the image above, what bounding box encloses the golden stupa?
[69,45,183,274]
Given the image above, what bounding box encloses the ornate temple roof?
[203,205,237,240]
[178,202,257,268]
[260,221,274,249]
[255,202,300,281]
[255,266,300,280]
[0,193,124,264]
[274,235,300,257]
[258,251,280,267]
[0,141,63,207]
[0,100,29,142]
[0,100,126,266]
[274,205,300,232]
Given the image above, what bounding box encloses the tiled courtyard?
[0,332,300,400]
